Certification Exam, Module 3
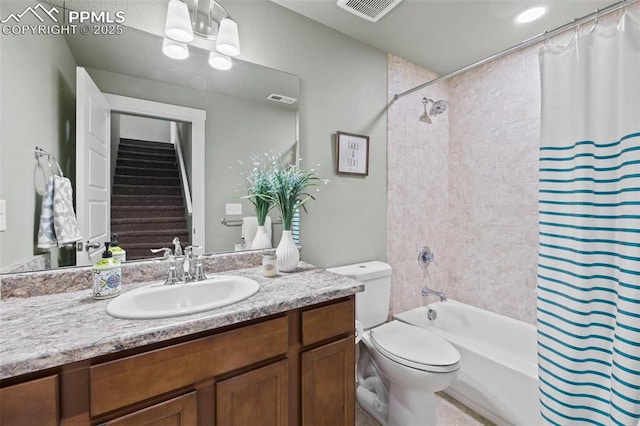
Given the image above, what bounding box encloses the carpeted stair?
[111,139,190,260]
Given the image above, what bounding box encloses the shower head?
[420,97,448,122]
[429,99,448,116]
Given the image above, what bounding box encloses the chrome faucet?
[151,240,204,285]
[422,286,447,302]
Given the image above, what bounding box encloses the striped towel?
[37,175,82,248]
[37,177,56,249]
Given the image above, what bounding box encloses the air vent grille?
[336,0,403,22]
[267,94,297,105]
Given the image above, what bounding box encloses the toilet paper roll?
[355,320,364,344]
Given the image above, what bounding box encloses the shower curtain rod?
[393,0,638,101]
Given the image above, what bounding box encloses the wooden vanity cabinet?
[0,296,355,426]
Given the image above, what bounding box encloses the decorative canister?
[93,242,122,299]
[262,252,277,277]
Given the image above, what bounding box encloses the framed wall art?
[336,131,369,176]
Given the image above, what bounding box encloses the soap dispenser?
[109,234,127,263]
[93,242,122,299]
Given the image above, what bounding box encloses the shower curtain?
[537,10,640,426]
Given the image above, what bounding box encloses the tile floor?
[355,392,495,426]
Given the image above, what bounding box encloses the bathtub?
[394,300,541,426]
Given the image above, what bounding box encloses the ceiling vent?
[267,93,297,104]
[336,0,403,22]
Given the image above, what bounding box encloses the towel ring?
[34,146,64,177]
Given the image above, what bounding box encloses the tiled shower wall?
[447,46,541,324]
[387,48,540,324]
[387,55,450,316]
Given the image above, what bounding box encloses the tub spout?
[422,286,447,302]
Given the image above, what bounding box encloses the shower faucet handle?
[418,246,437,268]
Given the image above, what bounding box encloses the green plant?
[268,159,324,231]
[240,154,275,226]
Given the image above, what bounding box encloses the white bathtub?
[394,300,541,426]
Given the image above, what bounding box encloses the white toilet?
[327,261,461,426]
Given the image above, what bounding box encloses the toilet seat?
[370,321,461,373]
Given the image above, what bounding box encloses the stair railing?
[171,122,193,217]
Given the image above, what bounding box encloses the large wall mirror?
[0,0,300,273]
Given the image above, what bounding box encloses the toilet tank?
[326,261,392,330]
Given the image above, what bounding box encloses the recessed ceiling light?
[515,5,548,24]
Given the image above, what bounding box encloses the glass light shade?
[163,38,189,60]
[165,0,194,43]
[515,6,548,24]
[216,17,240,56]
[208,51,232,70]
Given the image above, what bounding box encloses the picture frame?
[336,131,369,176]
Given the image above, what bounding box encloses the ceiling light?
[164,0,194,43]
[162,37,189,60]
[208,51,232,70]
[515,6,548,24]
[216,17,240,57]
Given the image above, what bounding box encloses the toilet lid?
[370,321,461,373]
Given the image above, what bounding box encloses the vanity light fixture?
[163,0,240,70]
[515,5,548,24]
[164,0,194,42]
[216,17,240,56]
[162,37,190,60]
[208,51,232,70]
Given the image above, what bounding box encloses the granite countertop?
[0,264,363,380]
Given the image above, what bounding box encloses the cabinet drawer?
[301,299,354,347]
[0,375,59,426]
[91,316,288,416]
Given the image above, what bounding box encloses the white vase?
[276,230,299,272]
[251,225,272,249]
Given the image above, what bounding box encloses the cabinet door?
[216,360,289,426]
[301,337,355,426]
[0,375,58,426]
[104,392,196,426]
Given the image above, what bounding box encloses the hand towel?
[37,177,57,249]
[51,175,83,246]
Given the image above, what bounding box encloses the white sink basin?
[106,275,260,319]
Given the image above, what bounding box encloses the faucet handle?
[164,255,180,285]
[193,255,207,281]
[418,246,437,268]
[151,247,172,258]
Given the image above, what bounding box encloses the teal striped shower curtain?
[537,10,640,426]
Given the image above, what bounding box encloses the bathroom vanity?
[0,261,362,425]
